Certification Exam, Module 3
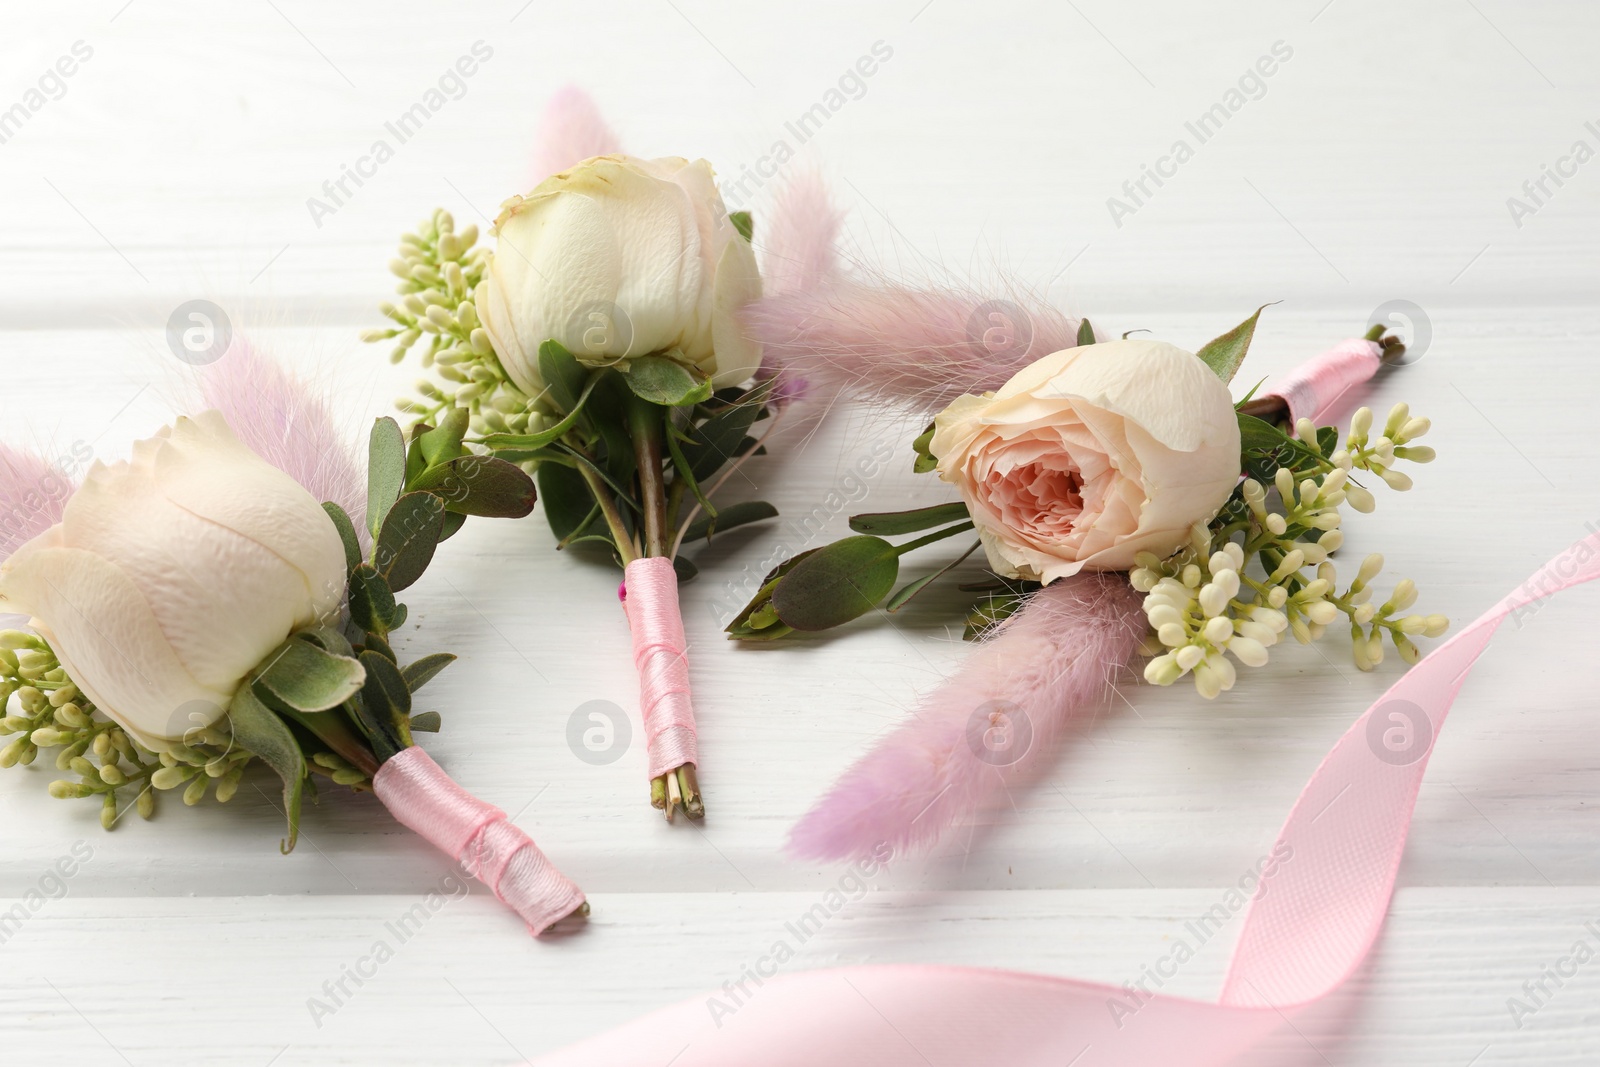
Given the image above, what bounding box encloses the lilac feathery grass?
[788,573,1146,863]
[198,338,366,535]
[0,446,72,563]
[531,85,621,182]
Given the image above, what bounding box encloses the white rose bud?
[475,154,763,397]
[927,340,1241,583]
[0,412,347,752]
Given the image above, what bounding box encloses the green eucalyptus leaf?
[358,650,412,755]
[225,684,306,854]
[376,491,445,592]
[1076,318,1096,347]
[409,711,442,733]
[348,563,397,635]
[770,535,900,632]
[849,501,970,536]
[413,455,538,518]
[682,499,777,544]
[252,638,367,713]
[681,401,760,482]
[622,355,712,407]
[294,626,354,658]
[321,502,361,573]
[538,462,597,542]
[362,630,397,663]
[1196,304,1274,384]
[416,406,470,469]
[538,339,588,414]
[437,512,467,543]
[672,555,699,583]
[401,652,456,692]
[366,417,408,538]
[729,210,753,242]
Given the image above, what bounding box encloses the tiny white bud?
[1229,636,1270,667]
[1175,645,1205,671]
[1203,616,1233,646]
[1349,407,1372,439]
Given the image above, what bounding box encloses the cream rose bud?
[475,153,763,398]
[0,412,348,751]
[929,339,1241,584]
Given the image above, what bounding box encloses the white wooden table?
[2,2,1597,1063]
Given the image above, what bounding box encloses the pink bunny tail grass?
[199,339,365,528]
[532,86,621,181]
[745,281,1092,416]
[788,573,1147,863]
[758,171,843,297]
[0,446,72,562]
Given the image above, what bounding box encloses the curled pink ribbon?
[621,556,699,779]
[373,747,585,936]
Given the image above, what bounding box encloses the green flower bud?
[0,631,40,651]
[182,776,208,806]
[68,756,95,777]
[137,788,156,819]
[0,648,17,673]
[100,794,118,831]
[29,727,65,747]
[54,703,90,729]
[99,764,126,786]
[92,733,112,758]
[332,769,367,786]
[0,715,30,734]
[48,779,85,799]
[150,766,190,790]
[214,774,239,804]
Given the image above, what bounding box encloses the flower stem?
[628,399,670,559]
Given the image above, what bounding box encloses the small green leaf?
[437,512,467,543]
[622,355,713,407]
[681,400,761,482]
[295,626,355,658]
[409,711,442,733]
[401,652,456,692]
[1196,304,1274,384]
[911,422,938,474]
[413,455,538,518]
[358,650,412,757]
[729,210,753,242]
[225,684,306,854]
[849,501,970,536]
[682,500,777,544]
[252,638,367,713]
[886,539,983,612]
[321,502,361,573]
[348,563,397,635]
[770,535,900,632]
[538,462,598,542]
[538,339,588,414]
[672,555,699,583]
[375,491,445,592]
[416,407,470,469]
[1076,318,1095,347]
[366,417,408,539]
[479,374,598,451]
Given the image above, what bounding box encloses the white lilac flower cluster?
[1133,403,1449,698]
[362,209,550,439]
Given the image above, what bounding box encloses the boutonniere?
[732,180,1446,861]
[365,90,780,823]
[0,348,584,935]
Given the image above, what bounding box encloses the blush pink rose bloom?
[928,339,1241,584]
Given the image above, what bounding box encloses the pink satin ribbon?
[373,747,585,936]
[620,556,699,778]
[1260,337,1382,426]
[532,531,1600,1064]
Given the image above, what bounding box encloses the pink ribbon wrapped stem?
[373,747,585,936]
[1239,337,1383,427]
[620,556,700,782]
